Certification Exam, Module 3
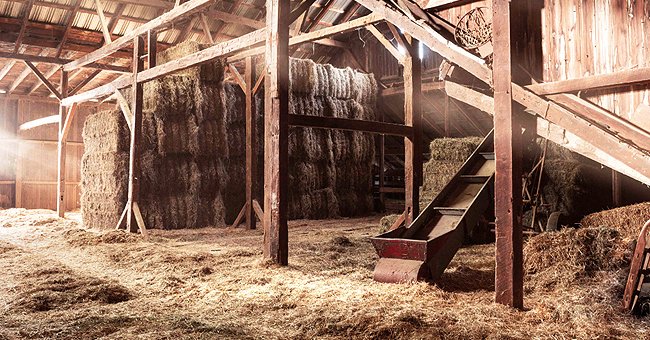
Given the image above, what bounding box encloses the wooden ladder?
[623,220,650,313]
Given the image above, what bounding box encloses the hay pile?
[82,41,230,229]
[525,202,650,292]
[257,58,378,219]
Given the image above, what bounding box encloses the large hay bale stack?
[82,53,378,228]
[82,42,230,230]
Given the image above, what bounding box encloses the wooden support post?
[263,0,290,264]
[493,0,523,309]
[126,35,147,235]
[379,109,386,207]
[148,30,157,68]
[403,42,422,225]
[56,69,68,217]
[612,170,622,206]
[245,56,257,229]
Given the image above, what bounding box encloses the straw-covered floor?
[1,207,648,339]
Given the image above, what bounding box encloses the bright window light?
[0,89,6,94]
[418,41,424,60]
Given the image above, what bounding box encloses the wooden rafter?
[56,0,82,57]
[64,0,217,71]
[24,61,61,99]
[69,70,102,96]
[367,25,404,62]
[94,0,113,43]
[14,0,34,53]
[200,13,215,44]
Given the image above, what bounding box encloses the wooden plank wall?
[0,98,112,210]
[541,0,650,119]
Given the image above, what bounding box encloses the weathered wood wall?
[0,98,111,210]
[541,0,649,119]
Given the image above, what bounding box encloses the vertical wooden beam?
[263,0,290,264]
[493,0,523,309]
[612,170,622,206]
[127,35,146,233]
[245,56,257,229]
[14,101,22,208]
[148,30,158,68]
[56,69,68,217]
[403,43,422,225]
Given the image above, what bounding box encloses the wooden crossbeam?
[228,64,246,91]
[24,61,61,99]
[288,114,414,137]
[228,14,382,62]
[0,52,130,73]
[59,103,78,143]
[525,67,650,95]
[69,70,102,96]
[200,13,215,44]
[367,25,405,62]
[114,89,133,131]
[64,0,215,71]
[381,81,444,96]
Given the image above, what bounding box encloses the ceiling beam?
[56,0,82,57]
[0,51,130,73]
[64,0,215,71]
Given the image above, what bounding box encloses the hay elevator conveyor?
[371,130,495,283]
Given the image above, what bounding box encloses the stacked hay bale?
[420,137,483,208]
[286,58,377,219]
[379,136,482,231]
[82,42,229,229]
[82,51,379,228]
[80,111,130,229]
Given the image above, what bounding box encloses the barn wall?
[541,0,649,119]
[0,98,111,210]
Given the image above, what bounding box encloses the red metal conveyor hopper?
[371,130,495,283]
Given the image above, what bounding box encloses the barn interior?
[1,0,650,338]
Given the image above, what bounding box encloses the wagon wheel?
[454,7,493,50]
